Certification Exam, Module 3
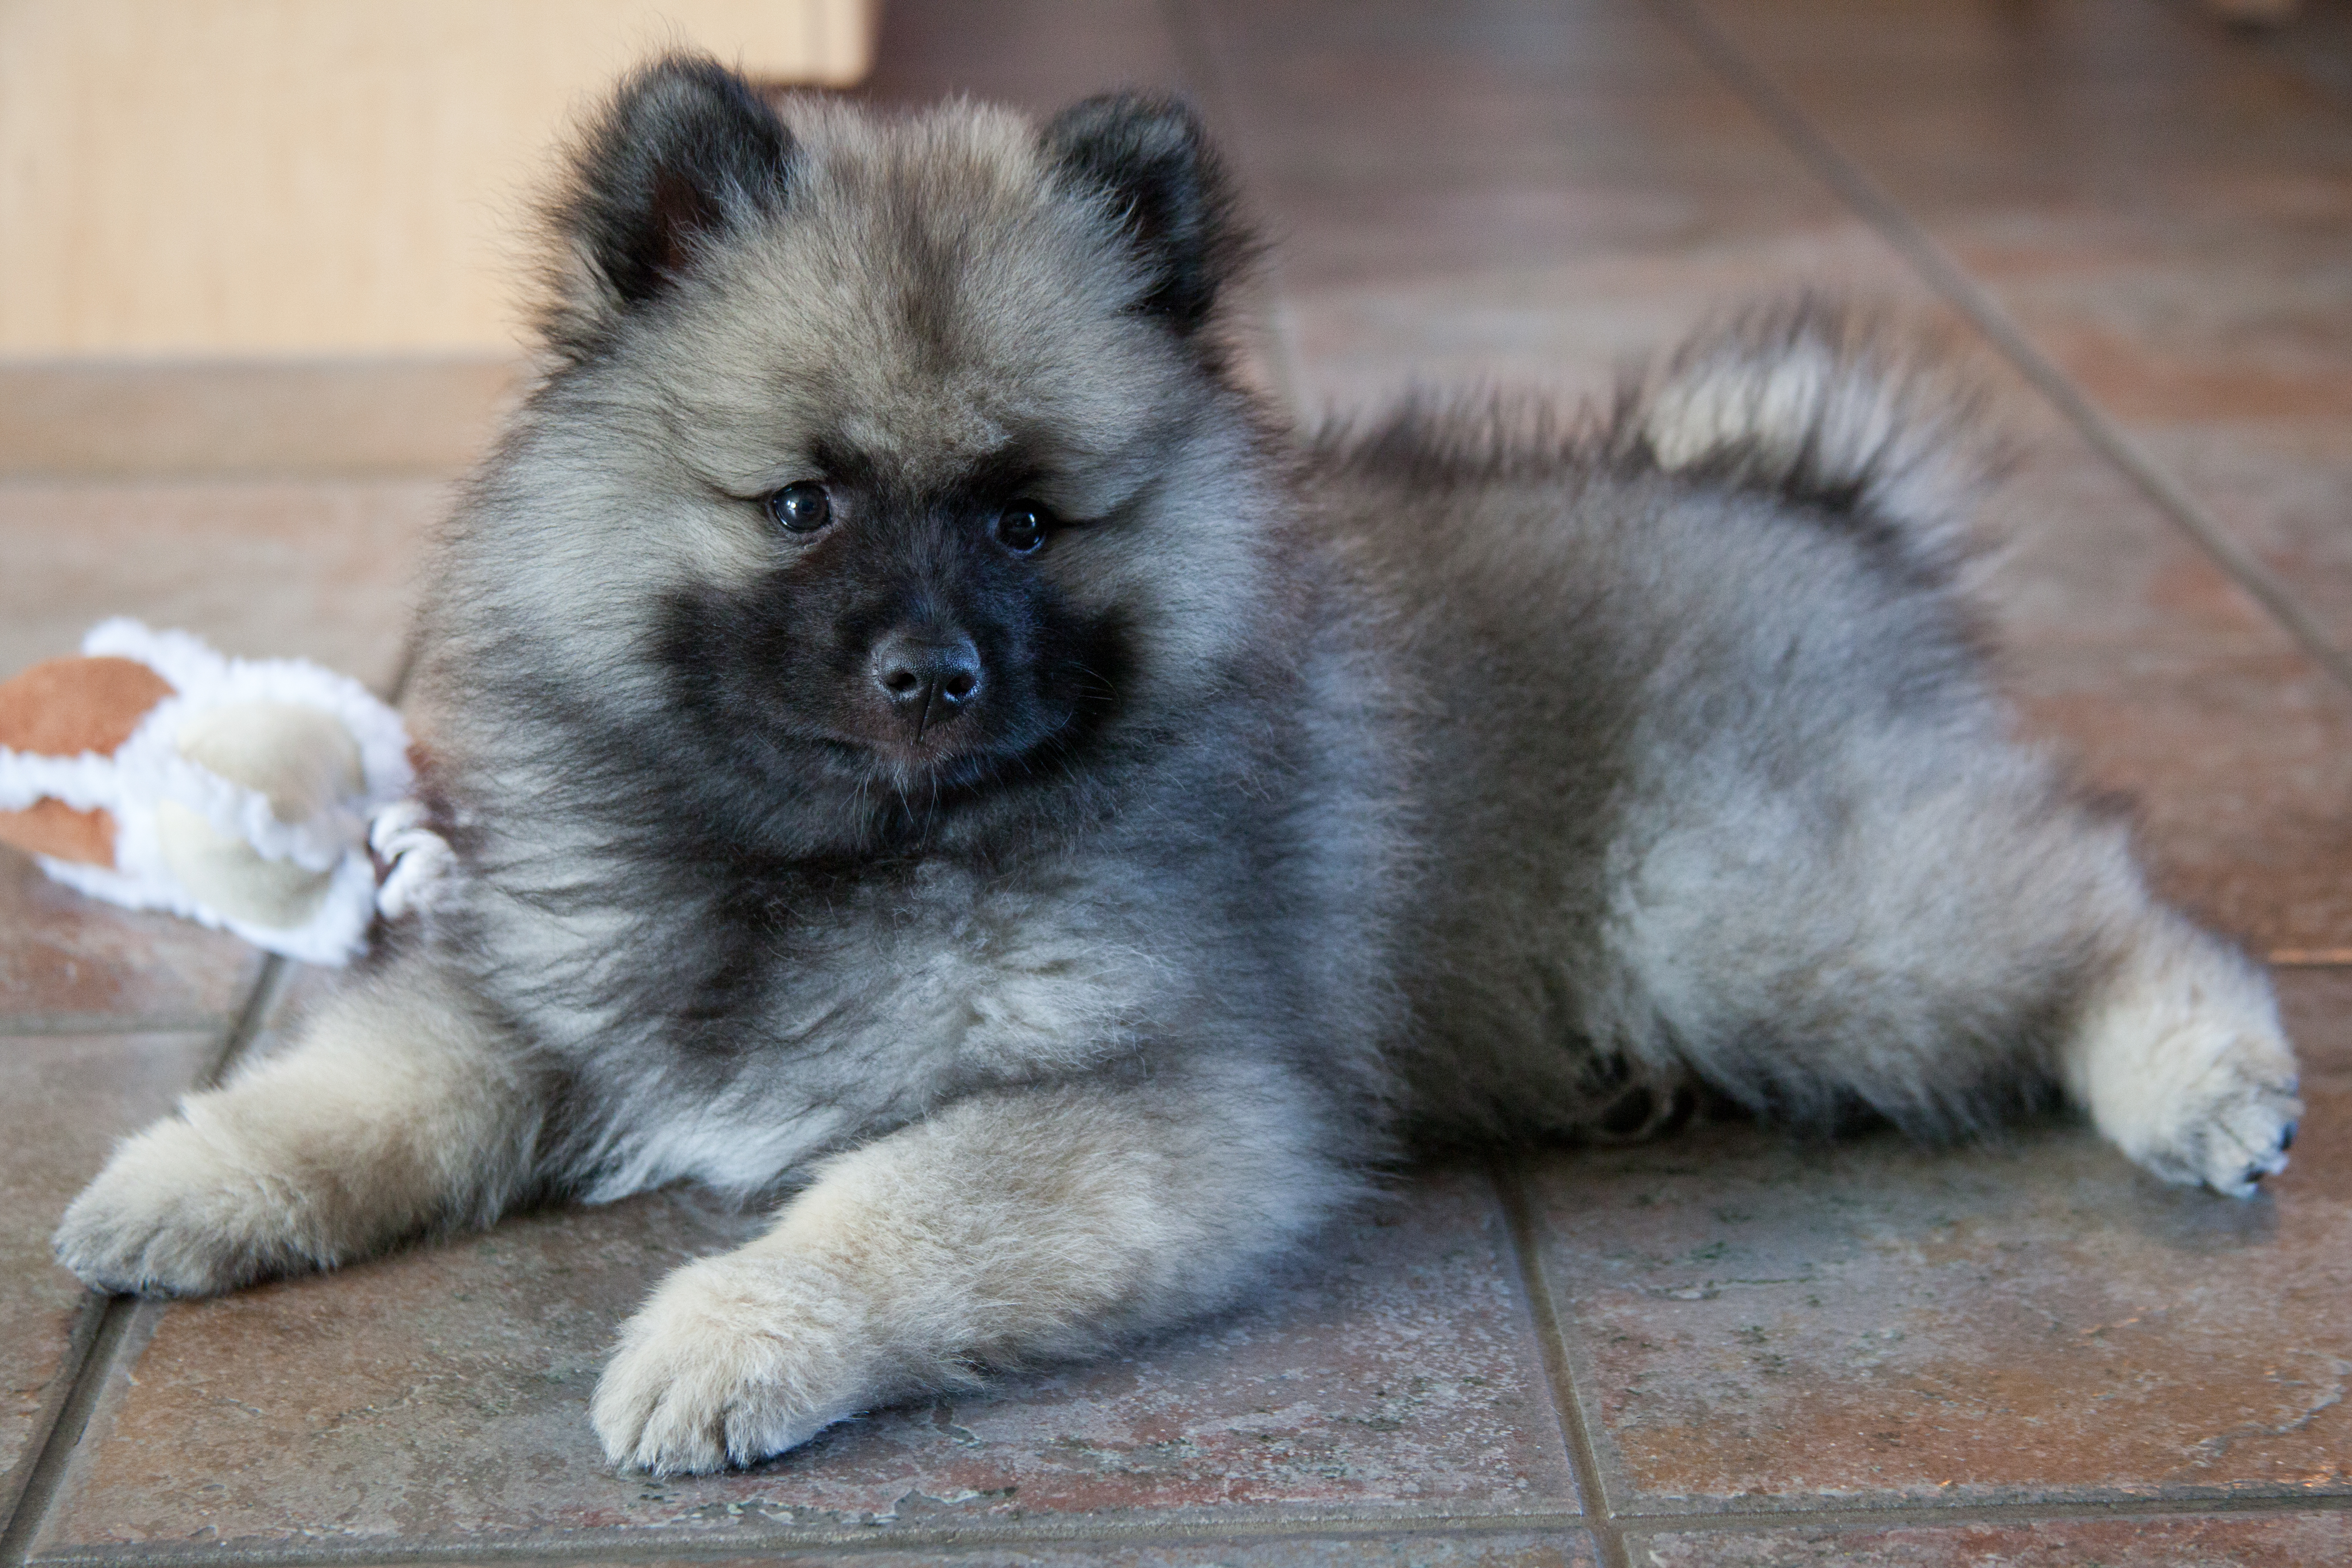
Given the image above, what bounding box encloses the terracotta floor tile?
[1199,0,1816,211]
[1633,1511,2352,1567]
[2278,966,2352,1075]
[1276,228,1932,414]
[2009,646,2352,955]
[1688,0,2290,81]
[1202,0,1916,410]
[1257,175,1808,298]
[1938,215,2352,649]
[1230,77,1822,215]
[2132,422,2352,643]
[339,1532,1602,1567]
[1199,0,1752,187]
[2014,294,2352,433]
[1519,967,2352,1512]
[1980,434,2288,657]
[1683,0,2352,656]
[0,478,447,693]
[32,1167,1574,1552]
[0,849,265,1034]
[0,1030,219,1515]
[0,359,518,481]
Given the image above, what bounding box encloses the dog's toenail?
[2279,1122,2297,1152]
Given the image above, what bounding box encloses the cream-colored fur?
[52,956,539,1294]
[2063,911,2301,1198]
[592,1065,1348,1476]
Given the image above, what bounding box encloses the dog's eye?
[768,482,832,533]
[993,501,1050,555]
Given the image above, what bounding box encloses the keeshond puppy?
[59,59,2301,1476]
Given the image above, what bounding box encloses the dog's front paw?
[592,1255,872,1475]
[53,1114,304,1295]
[2074,927,2302,1198]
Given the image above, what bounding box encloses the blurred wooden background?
[0,0,875,358]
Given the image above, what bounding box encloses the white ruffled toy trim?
[0,619,416,966]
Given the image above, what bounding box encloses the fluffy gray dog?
[58,59,2300,1476]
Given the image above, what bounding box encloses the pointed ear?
[541,56,793,359]
[1043,94,1250,336]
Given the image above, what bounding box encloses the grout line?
[1646,0,2352,702]
[2,948,291,1561]
[198,954,291,1091]
[0,1298,106,1547]
[0,1300,151,1568]
[16,1491,2352,1568]
[1495,1159,1632,1568]
[0,1513,1595,1568]
[1609,1489,2352,1529]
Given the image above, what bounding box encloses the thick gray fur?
[54,66,2300,1476]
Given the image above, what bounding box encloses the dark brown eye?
[769,481,832,533]
[994,501,1049,555]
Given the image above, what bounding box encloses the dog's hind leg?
[591,1056,1355,1475]
[2061,904,2300,1197]
[1598,741,2300,1196]
[54,947,545,1296]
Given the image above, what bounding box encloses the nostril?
[870,629,984,724]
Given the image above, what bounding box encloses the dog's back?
[1311,307,2154,1146]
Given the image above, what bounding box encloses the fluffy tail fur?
[1628,298,1998,579]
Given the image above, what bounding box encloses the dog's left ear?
[1044,95,1250,336]
[541,55,794,361]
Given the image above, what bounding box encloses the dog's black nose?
[871,630,983,734]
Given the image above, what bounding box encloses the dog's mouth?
[817,695,1084,801]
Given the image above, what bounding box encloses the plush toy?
[0,620,446,965]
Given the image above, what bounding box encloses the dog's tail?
[1626,297,1997,578]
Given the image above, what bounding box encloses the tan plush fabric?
[0,653,175,866]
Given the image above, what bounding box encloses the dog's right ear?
[540,56,793,361]
[1043,94,1249,339]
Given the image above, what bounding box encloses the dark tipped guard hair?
[538,54,794,362]
[1319,297,2004,589]
[1042,93,1256,339]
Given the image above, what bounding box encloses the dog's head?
[442,60,1285,850]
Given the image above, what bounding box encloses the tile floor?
[2,2,2348,1564]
